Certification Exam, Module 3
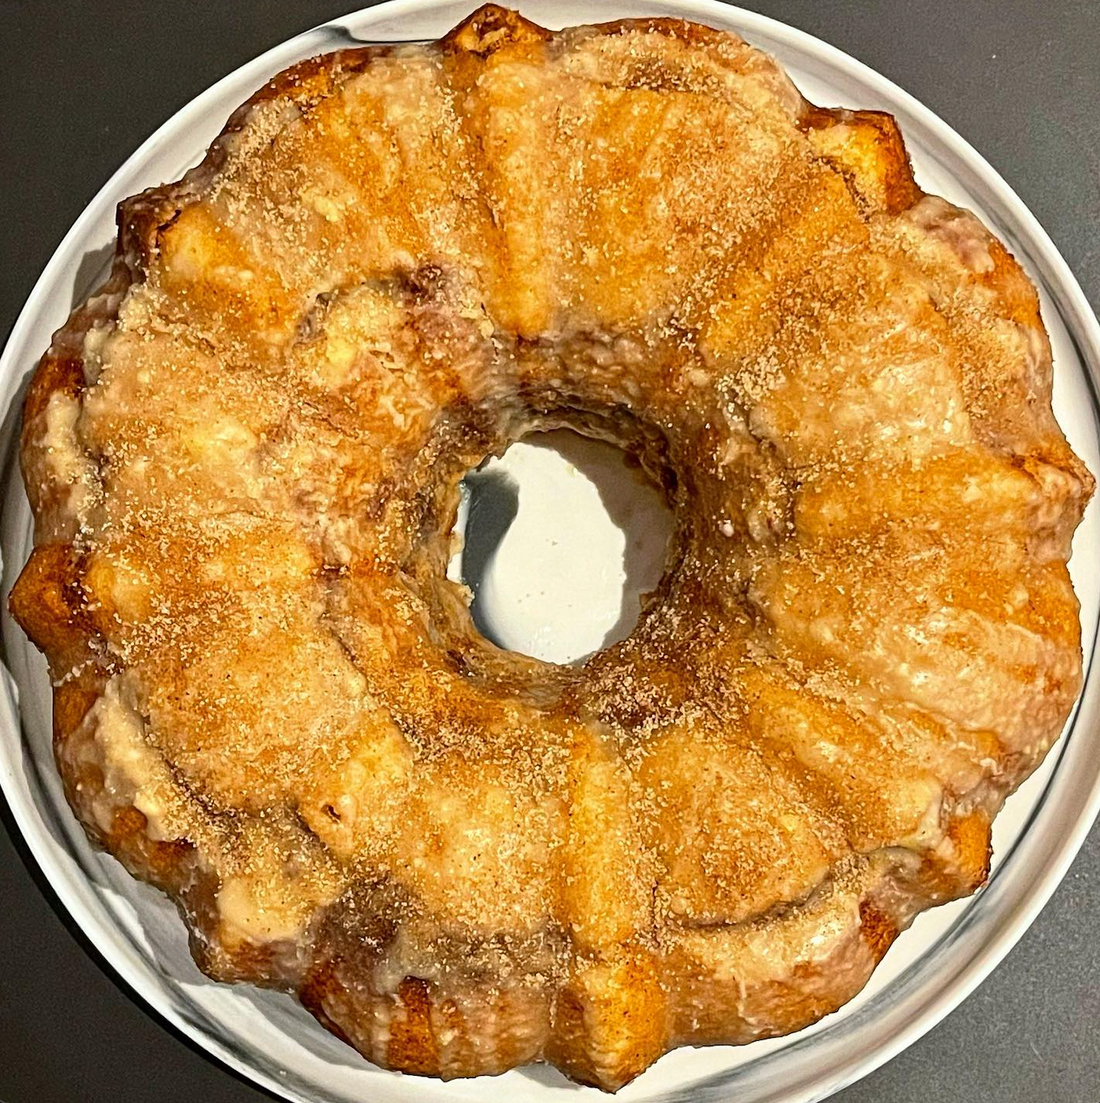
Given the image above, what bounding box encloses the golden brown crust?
[800,107,922,212]
[10,3,1094,1091]
[9,544,96,675]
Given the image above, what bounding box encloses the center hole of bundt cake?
[447,429,674,665]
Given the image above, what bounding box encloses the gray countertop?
[1,2,1097,1100]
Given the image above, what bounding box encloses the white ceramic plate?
[1,4,1098,1102]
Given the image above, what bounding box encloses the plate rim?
[0,3,1098,1102]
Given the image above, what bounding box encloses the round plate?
[1,3,1098,1102]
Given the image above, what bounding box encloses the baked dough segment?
[753,531,1083,748]
[738,664,947,854]
[660,853,908,1047]
[154,49,494,351]
[453,7,840,341]
[544,730,667,1089]
[635,718,846,927]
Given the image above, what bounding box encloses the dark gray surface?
[1,2,1098,1101]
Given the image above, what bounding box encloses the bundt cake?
[10,5,1094,1091]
